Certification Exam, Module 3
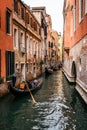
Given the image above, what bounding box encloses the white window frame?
[6,9,12,35]
[33,42,35,55]
[73,0,76,32]
[26,35,29,54]
[85,0,87,14]
[20,31,25,45]
[37,42,38,58]
[13,26,18,49]
[79,0,84,23]
[30,39,32,56]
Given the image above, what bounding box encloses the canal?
[0,70,87,130]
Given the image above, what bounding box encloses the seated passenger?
[34,80,38,84]
[32,82,37,88]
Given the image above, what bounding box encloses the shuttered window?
[14,0,18,13]
[21,7,25,20]
[41,19,44,28]
[85,0,87,13]
[6,51,15,79]
[0,10,1,28]
[44,25,47,37]
[25,12,29,24]
[0,50,1,77]
[79,0,84,22]
[74,0,76,31]
[6,9,11,34]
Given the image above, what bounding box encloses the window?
[58,43,60,46]
[14,0,18,13]
[74,0,76,31]
[21,7,25,20]
[30,18,33,28]
[26,36,28,53]
[51,42,53,48]
[14,28,18,48]
[33,42,36,56]
[0,50,1,77]
[85,0,87,14]
[44,25,47,37]
[36,43,38,58]
[25,12,29,24]
[20,32,24,44]
[6,51,15,79]
[0,10,1,28]
[79,0,84,22]
[6,9,11,34]
[30,39,32,55]
[34,22,37,31]
[26,63,28,72]
[49,41,50,47]
[20,32,25,53]
[41,19,44,28]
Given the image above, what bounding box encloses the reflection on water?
[0,70,87,130]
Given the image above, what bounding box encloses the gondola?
[45,67,53,75]
[9,77,43,96]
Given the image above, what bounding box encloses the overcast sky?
[24,0,64,34]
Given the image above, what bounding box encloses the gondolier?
[12,67,24,87]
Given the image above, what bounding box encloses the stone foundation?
[76,79,87,104]
[0,83,9,97]
[62,68,75,83]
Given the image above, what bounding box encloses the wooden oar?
[25,81,37,104]
[15,49,37,104]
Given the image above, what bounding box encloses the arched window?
[71,61,77,79]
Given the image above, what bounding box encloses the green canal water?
[0,70,87,130]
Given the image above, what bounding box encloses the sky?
[24,0,64,35]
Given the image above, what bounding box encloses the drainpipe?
[25,29,27,81]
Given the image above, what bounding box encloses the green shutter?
[0,50,1,77]
[10,52,15,75]
[6,51,9,78]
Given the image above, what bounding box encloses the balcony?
[20,43,25,53]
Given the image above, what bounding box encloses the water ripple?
[0,71,86,130]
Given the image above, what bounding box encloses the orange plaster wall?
[0,0,13,51]
[0,0,13,79]
[64,0,87,48]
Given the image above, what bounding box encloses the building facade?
[58,33,63,63]
[51,31,59,67]
[0,0,14,81]
[13,0,41,80]
[46,14,53,66]
[45,15,59,67]
[63,0,87,103]
[32,7,47,72]
[0,0,59,84]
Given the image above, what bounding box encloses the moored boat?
[45,67,53,75]
[9,77,43,96]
